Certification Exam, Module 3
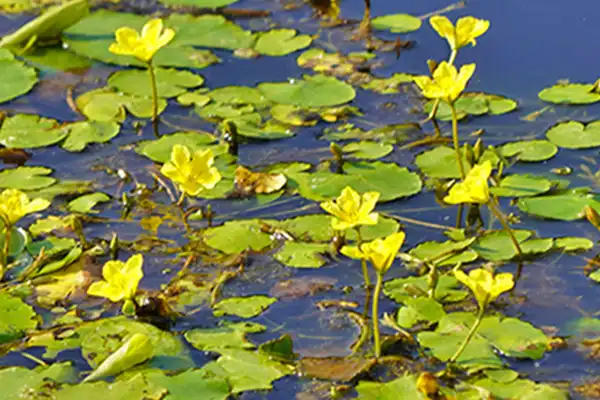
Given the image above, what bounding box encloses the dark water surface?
[1,0,600,398]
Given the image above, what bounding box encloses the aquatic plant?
[342,231,405,358]
[415,62,475,179]
[429,16,490,63]
[321,186,380,286]
[0,189,49,278]
[160,144,222,202]
[108,18,175,135]
[444,161,523,256]
[87,254,144,313]
[449,267,514,364]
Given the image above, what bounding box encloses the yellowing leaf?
[234,166,286,195]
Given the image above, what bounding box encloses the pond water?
[1,0,600,398]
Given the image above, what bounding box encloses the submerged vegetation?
[0,0,600,398]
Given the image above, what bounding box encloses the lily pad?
[499,140,558,162]
[0,114,68,149]
[159,0,238,7]
[538,82,600,104]
[0,49,37,104]
[185,322,265,352]
[418,312,548,367]
[136,131,226,163]
[254,29,312,56]
[341,141,394,160]
[203,219,274,254]
[414,146,469,179]
[289,161,422,202]
[108,68,204,98]
[0,292,38,343]
[396,297,447,329]
[62,121,120,152]
[384,275,468,304]
[213,295,277,318]
[546,120,600,149]
[356,375,425,399]
[554,237,594,251]
[67,192,110,213]
[491,174,554,197]
[517,189,600,221]
[426,93,517,121]
[258,74,356,107]
[274,242,330,268]
[472,230,533,261]
[0,166,55,190]
[371,14,422,33]
[76,87,168,122]
[409,239,478,267]
[144,369,230,400]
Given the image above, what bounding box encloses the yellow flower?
[320,186,379,231]
[160,144,222,197]
[88,254,144,302]
[454,267,514,308]
[341,231,405,274]
[414,61,476,103]
[109,18,175,62]
[430,15,490,51]
[0,189,50,226]
[444,161,492,204]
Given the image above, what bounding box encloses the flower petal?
[341,245,365,260]
[429,15,457,49]
[141,19,163,42]
[88,281,124,302]
[171,144,191,169]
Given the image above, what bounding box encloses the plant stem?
[448,49,458,65]
[0,224,9,279]
[372,272,383,359]
[488,200,523,258]
[359,0,371,36]
[449,102,466,180]
[448,303,486,364]
[147,61,160,137]
[354,227,371,288]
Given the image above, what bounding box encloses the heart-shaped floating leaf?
[185,322,265,352]
[289,161,422,202]
[425,92,517,121]
[0,114,68,148]
[538,82,600,104]
[415,146,499,179]
[0,292,38,344]
[499,140,558,162]
[355,375,425,399]
[491,174,555,197]
[0,49,37,104]
[0,166,55,190]
[136,131,227,163]
[384,275,468,304]
[76,87,168,122]
[517,189,600,221]
[213,296,277,318]
[546,120,600,149]
[273,242,330,268]
[258,74,356,108]
[108,68,204,98]
[371,13,422,33]
[254,29,312,56]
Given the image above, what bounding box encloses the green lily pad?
[254,29,312,56]
[136,131,226,163]
[203,219,274,254]
[499,140,558,162]
[356,375,425,399]
[371,14,422,33]
[62,121,120,152]
[170,14,256,50]
[0,166,55,190]
[554,237,594,251]
[472,377,568,399]
[418,313,548,367]
[76,87,168,122]
[409,239,478,266]
[55,372,165,400]
[258,74,355,107]
[546,120,600,149]
[384,275,468,304]
[0,49,37,104]
[538,82,600,104]
[108,68,204,98]
[491,174,554,197]
[213,296,277,318]
[361,73,415,94]
[185,322,265,352]
[67,192,110,213]
[426,93,518,121]
[144,369,230,400]
[323,123,421,143]
[274,242,330,268]
[0,226,30,257]
[341,141,394,160]
[414,146,469,179]
[517,189,600,221]
[21,46,91,72]
[0,364,76,399]
[0,114,68,149]
[203,349,294,393]
[207,86,269,107]
[0,292,38,343]
[472,230,533,261]
[396,297,446,329]
[289,161,422,202]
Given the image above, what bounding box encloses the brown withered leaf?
[0,148,29,166]
[298,357,375,382]
[270,276,337,300]
[235,165,286,195]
